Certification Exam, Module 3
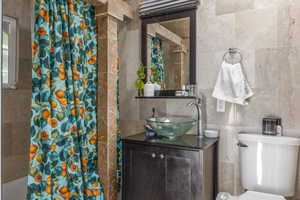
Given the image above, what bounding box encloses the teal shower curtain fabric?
[116,76,122,192]
[116,133,123,192]
[27,0,103,199]
[151,37,165,83]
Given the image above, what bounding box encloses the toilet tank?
[238,133,300,197]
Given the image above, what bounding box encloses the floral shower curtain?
[116,77,122,192]
[151,37,165,83]
[27,0,103,199]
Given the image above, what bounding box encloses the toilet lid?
[239,191,286,200]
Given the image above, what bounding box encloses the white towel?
[212,61,254,105]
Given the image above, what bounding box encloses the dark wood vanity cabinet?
[122,134,218,200]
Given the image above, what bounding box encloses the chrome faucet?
[187,93,207,138]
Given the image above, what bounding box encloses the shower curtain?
[116,75,122,192]
[27,0,103,199]
[151,37,165,83]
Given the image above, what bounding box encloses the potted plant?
[135,64,146,96]
[149,66,163,90]
[150,66,160,84]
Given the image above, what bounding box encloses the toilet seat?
[239,191,286,200]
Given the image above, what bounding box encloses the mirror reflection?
[146,17,190,90]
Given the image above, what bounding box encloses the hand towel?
[212,61,254,105]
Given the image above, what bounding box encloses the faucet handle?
[196,92,206,105]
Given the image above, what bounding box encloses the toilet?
[222,133,300,200]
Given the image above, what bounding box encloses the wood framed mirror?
[141,8,197,91]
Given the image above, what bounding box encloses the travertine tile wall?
[3,0,33,183]
[119,0,300,198]
[196,0,300,197]
[119,0,144,136]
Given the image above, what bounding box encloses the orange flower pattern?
[27,0,103,199]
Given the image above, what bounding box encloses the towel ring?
[223,48,243,64]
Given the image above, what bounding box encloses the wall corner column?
[96,12,119,200]
[86,0,133,199]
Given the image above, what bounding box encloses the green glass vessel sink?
[146,117,196,139]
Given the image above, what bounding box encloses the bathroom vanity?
[122,133,218,200]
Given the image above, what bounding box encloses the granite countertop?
[123,133,218,150]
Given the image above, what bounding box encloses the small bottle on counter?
[182,85,189,96]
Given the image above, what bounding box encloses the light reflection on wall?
[257,142,263,186]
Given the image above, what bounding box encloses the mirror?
[147,17,190,90]
[141,9,196,93]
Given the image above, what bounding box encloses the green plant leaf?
[137,72,146,79]
[135,79,144,89]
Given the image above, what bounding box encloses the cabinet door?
[161,148,202,200]
[123,144,164,200]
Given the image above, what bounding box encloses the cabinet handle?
[160,154,165,159]
[151,153,156,158]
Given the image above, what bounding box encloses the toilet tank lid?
[240,191,286,200]
[238,133,300,146]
